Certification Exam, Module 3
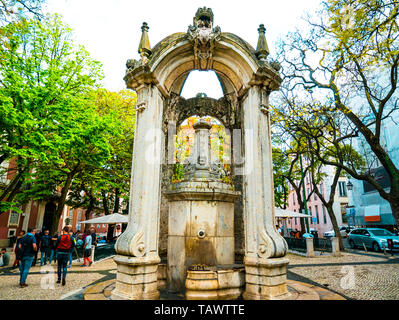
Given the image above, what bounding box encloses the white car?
[324,226,354,238]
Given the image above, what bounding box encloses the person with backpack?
[18,227,37,287]
[67,230,77,268]
[40,229,52,266]
[55,226,75,286]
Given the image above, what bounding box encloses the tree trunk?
[389,199,399,227]
[326,206,345,251]
[101,190,110,215]
[50,173,74,235]
[84,194,95,233]
[106,224,115,242]
[113,188,120,213]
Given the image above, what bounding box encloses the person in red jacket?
[55,226,75,286]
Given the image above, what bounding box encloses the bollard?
[90,245,95,263]
[306,238,314,257]
[331,237,341,256]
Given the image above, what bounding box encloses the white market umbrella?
[79,212,128,225]
[274,207,311,218]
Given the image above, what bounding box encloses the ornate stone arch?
[112,7,289,301]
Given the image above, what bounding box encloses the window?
[293,193,295,205]
[8,211,20,226]
[8,229,16,237]
[314,190,317,200]
[322,206,327,224]
[315,205,319,224]
[338,181,347,197]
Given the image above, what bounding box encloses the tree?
[0,0,44,25]
[0,15,119,234]
[272,98,366,249]
[66,89,137,236]
[277,0,399,224]
[272,147,290,209]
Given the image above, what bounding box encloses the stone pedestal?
[165,180,240,292]
[111,255,161,300]
[185,267,245,300]
[243,256,290,300]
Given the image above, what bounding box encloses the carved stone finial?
[138,22,151,64]
[256,24,269,61]
[187,7,221,70]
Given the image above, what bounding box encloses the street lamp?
[346,180,353,191]
[346,179,355,227]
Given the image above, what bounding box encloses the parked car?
[348,228,399,252]
[324,226,354,238]
[302,233,314,238]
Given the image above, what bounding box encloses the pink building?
[285,166,349,237]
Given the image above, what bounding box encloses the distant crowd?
[1,226,100,288]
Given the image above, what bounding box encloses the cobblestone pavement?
[0,253,117,300]
[286,251,399,300]
[1,250,398,300]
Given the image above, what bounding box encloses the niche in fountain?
[165,116,240,293]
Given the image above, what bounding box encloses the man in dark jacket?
[18,228,37,287]
[55,226,75,286]
[32,230,41,266]
[40,229,52,266]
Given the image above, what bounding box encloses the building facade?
[0,160,108,247]
[285,165,349,237]
[348,114,399,229]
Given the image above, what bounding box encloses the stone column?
[111,83,164,300]
[242,86,290,300]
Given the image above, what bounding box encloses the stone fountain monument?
[111,7,289,300]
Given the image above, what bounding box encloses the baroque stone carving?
[131,230,146,257]
[187,7,221,70]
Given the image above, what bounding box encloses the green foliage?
[0,15,128,227]
[0,0,44,25]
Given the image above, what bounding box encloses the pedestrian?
[32,229,42,266]
[18,227,37,287]
[67,230,77,268]
[12,230,25,268]
[81,230,93,267]
[90,227,97,247]
[40,229,52,266]
[76,235,84,248]
[49,232,58,264]
[55,226,75,286]
[0,248,10,267]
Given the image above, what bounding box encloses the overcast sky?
[44,0,322,98]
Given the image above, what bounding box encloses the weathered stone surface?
[116,7,288,300]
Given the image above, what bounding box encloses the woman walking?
[81,230,93,267]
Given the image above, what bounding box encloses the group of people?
[12,226,98,288]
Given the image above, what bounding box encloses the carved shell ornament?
[258,224,273,258]
[131,231,145,257]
